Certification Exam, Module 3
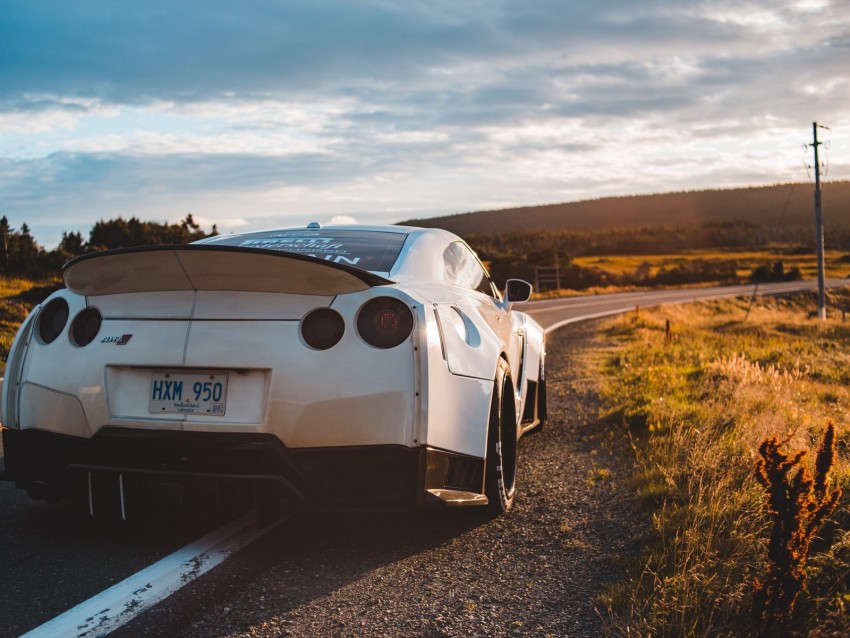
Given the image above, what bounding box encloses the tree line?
[464,220,849,263]
[468,221,821,290]
[0,215,217,278]
[0,214,829,290]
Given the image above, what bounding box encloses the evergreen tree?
[0,216,10,269]
[58,231,85,256]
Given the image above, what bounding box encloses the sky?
[1,0,849,249]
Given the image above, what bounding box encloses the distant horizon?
[414,179,841,220]
[6,179,846,251]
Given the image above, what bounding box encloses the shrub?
[753,423,842,637]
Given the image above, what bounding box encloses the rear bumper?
[1,427,485,509]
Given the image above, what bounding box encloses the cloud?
[328,215,358,225]
[2,1,843,105]
[1,1,849,249]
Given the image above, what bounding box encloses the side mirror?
[503,279,532,304]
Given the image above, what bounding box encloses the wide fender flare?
[521,313,546,384]
[432,304,505,381]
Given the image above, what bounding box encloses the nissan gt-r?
[0,224,545,516]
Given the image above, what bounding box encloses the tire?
[484,358,517,515]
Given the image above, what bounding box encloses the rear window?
[204,229,407,273]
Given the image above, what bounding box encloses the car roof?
[195,223,417,240]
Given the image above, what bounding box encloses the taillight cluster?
[35,295,411,352]
[36,298,102,347]
[300,296,413,351]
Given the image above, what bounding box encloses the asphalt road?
[0,279,844,637]
[518,278,847,331]
[0,482,231,635]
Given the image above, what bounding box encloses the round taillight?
[37,298,69,344]
[71,307,102,346]
[357,297,413,349]
[301,308,345,350]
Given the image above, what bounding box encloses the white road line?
[542,307,630,334]
[538,291,734,334]
[20,512,281,638]
[536,280,844,334]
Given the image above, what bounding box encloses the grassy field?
[574,248,850,281]
[523,247,850,299]
[597,290,850,637]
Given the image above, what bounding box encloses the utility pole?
[812,122,828,320]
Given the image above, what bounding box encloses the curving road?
[521,279,847,333]
[0,278,845,637]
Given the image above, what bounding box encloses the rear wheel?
[484,358,517,515]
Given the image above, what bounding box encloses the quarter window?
[443,242,497,297]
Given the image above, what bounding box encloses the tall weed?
[752,424,841,637]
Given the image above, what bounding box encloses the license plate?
[148,372,228,416]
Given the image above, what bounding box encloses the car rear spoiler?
[62,245,394,296]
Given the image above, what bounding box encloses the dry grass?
[574,249,850,280]
[524,248,850,300]
[0,277,40,299]
[598,289,850,637]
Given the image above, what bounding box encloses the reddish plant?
[752,422,842,637]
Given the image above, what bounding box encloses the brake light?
[356,297,413,349]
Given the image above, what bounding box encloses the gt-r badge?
[102,334,133,345]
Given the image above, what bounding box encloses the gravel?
[112,321,645,638]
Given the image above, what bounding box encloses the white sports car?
[1,224,545,515]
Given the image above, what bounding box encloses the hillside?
[400,181,850,235]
